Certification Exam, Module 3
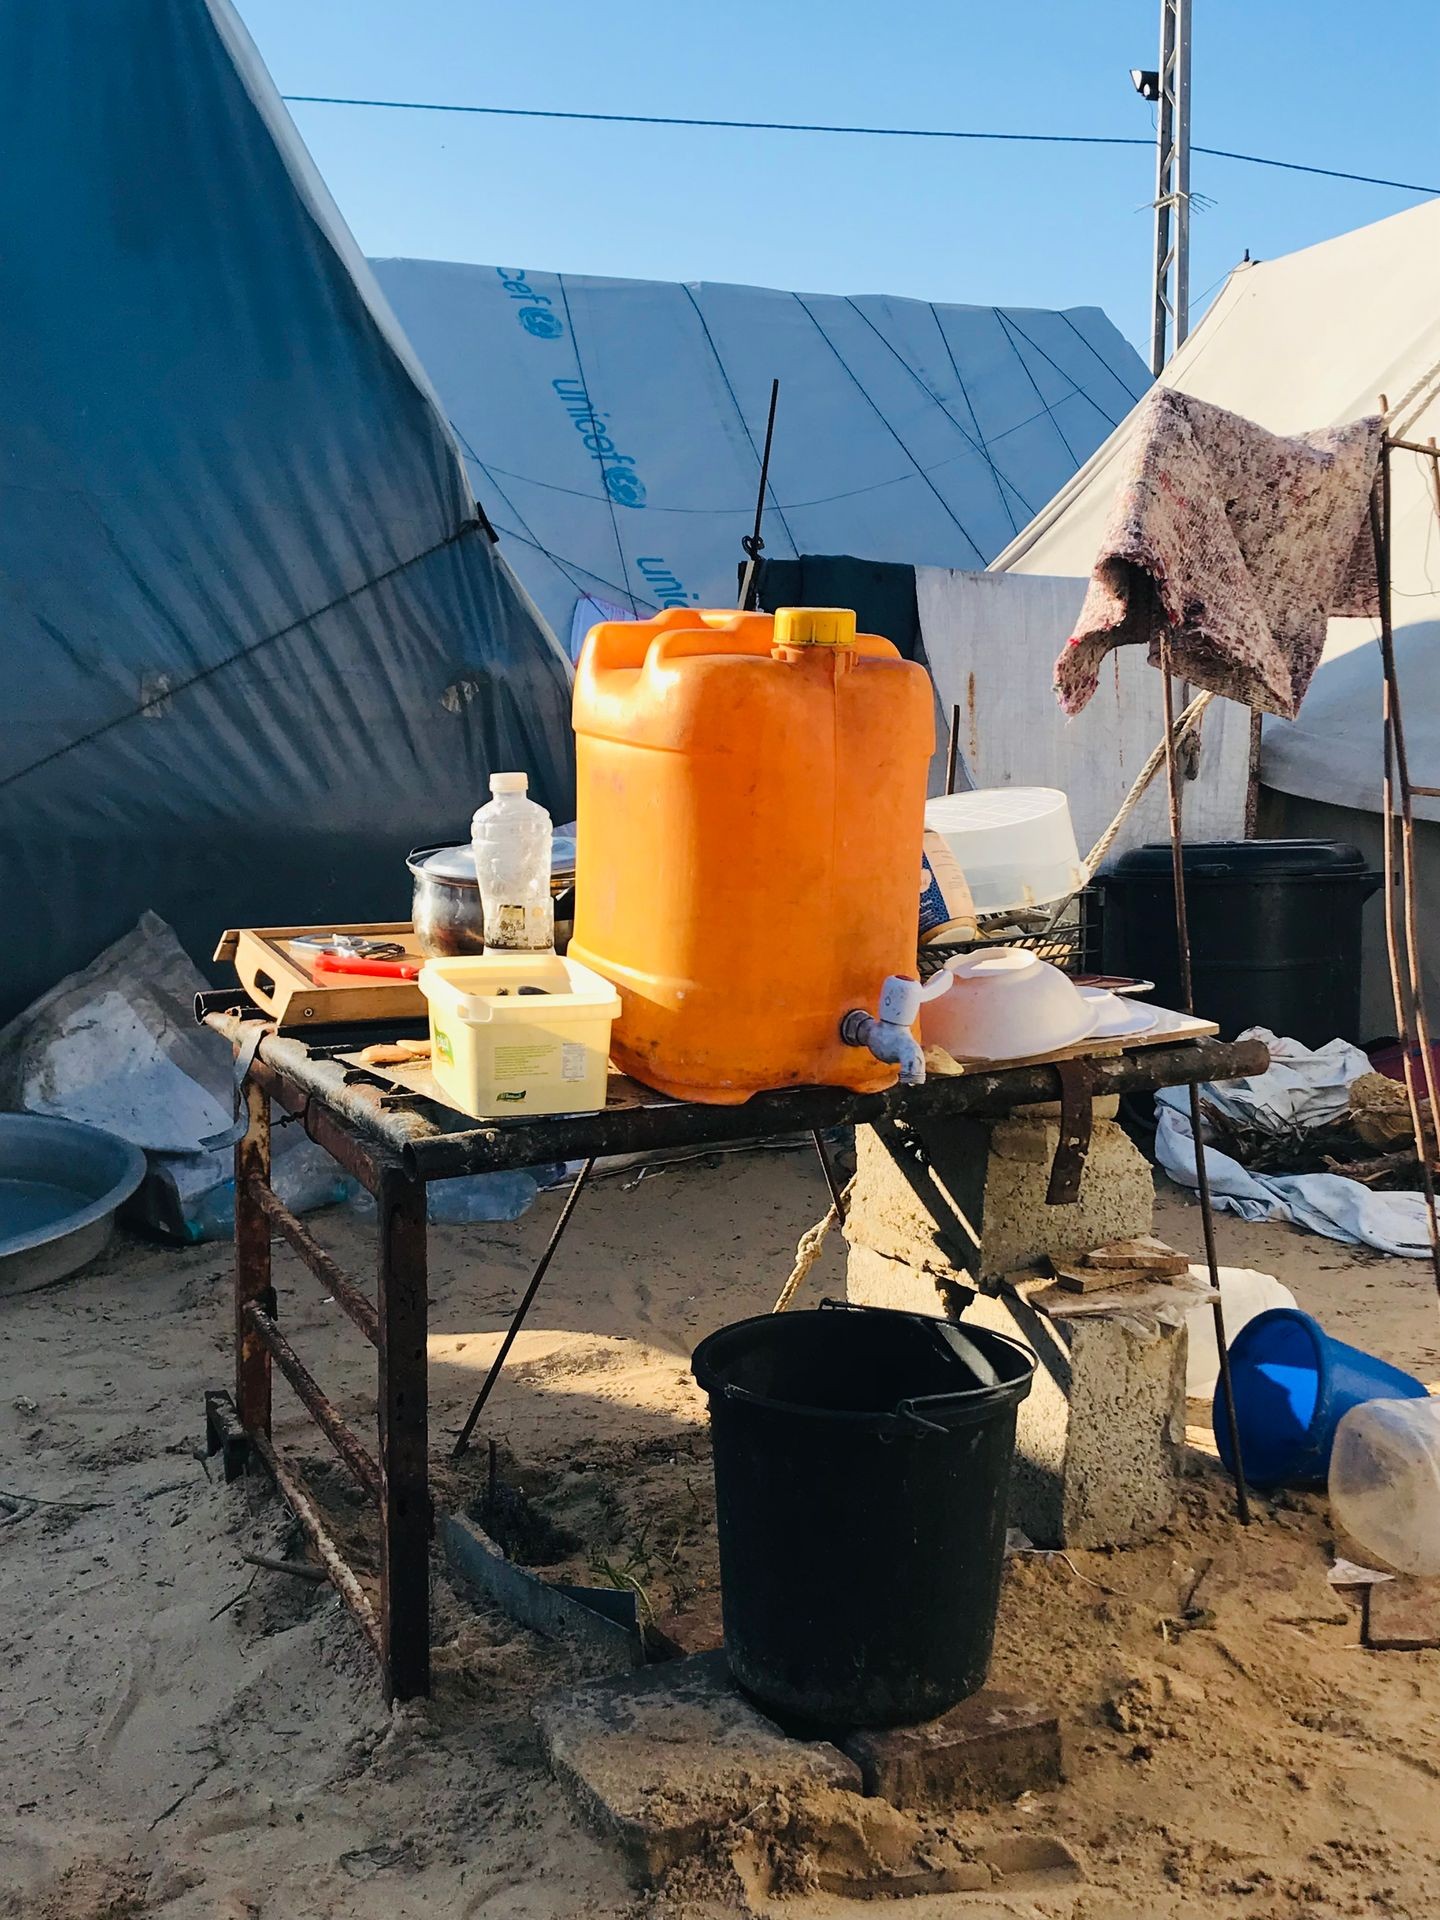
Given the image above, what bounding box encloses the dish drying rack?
[917,890,1098,981]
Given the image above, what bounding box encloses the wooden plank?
[1051,1262,1158,1294]
[1082,1234,1191,1276]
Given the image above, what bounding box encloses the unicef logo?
[518,306,564,340]
[603,467,647,508]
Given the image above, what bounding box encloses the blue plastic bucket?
[1216,1306,1428,1488]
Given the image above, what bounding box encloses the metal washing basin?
[0,1113,147,1295]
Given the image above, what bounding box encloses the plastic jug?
[1330,1396,1440,1575]
[471,772,553,951]
[569,606,934,1102]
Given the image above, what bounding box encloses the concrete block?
[844,1111,1153,1286]
[845,1243,964,1317]
[844,1109,1176,1549]
[843,1117,988,1279]
[533,1651,861,1886]
[842,1689,1062,1811]
[966,1280,1187,1549]
[978,1114,1153,1278]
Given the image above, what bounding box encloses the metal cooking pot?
[407,838,577,958]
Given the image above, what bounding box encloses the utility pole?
[1139,0,1192,376]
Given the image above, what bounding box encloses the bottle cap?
[489,771,528,795]
[773,606,857,649]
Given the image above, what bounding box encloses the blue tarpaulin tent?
[0,0,575,1023]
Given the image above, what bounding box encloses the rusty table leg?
[376,1159,430,1702]
[235,1072,273,1438]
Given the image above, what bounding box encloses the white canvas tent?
[992,199,1440,1032]
[368,258,1150,643]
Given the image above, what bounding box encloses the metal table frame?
[200,1003,1267,1701]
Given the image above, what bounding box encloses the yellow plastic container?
[418,952,620,1118]
[570,605,935,1103]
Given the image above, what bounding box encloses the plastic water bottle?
[472,771,554,950]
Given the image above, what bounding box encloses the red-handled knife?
[312,953,421,981]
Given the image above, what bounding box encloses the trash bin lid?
[1100,838,1368,882]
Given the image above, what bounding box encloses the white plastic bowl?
[919,949,1097,1062]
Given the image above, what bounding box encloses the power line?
[281,94,1440,198]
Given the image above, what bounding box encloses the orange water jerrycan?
[569,606,935,1103]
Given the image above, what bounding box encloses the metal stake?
[812,1128,849,1223]
[451,1157,596,1457]
[1159,640,1251,1525]
[738,378,781,611]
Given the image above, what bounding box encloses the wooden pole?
[1369,457,1440,1301]
[1159,639,1251,1525]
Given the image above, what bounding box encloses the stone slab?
[1365,1575,1440,1650]
[533,1651,862,1885]
[841,1689,1062,1811]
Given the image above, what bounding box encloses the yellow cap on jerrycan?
[772,606,856,649]
[569,605,935,1104]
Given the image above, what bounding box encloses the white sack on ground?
[0,912,345,1239]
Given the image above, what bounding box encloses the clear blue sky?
[237,0,1439,358]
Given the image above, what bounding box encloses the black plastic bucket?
[691,1302,1035,1729]
[1096,839,1382,1047]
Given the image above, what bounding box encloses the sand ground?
[3,1147,1440,1919]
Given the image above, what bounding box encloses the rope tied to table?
[772,1175,856,1313]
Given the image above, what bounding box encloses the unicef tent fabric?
[368,259,1151,643]
[0,0,574,1025]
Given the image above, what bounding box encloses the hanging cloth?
[1055,388,1382,720]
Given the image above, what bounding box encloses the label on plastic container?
[494,1041,560,1084]
[561,1042,587,1082]
[918,830,976,940]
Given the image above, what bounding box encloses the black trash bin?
[1096,839,1382,1047]
[691,1302,1035,1730]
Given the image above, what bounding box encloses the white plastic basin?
[925,788,1084,915]
[919,948,1096,1063]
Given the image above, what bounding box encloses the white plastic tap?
[840,972,953,1087]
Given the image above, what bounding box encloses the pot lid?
[409,843,478,887]
[408,838,578,886]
